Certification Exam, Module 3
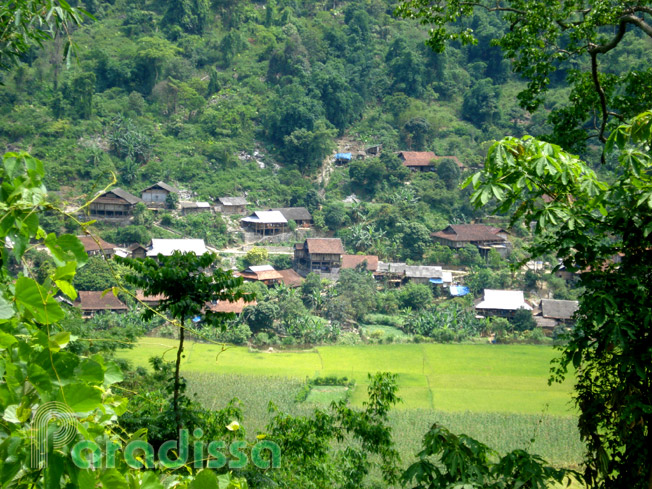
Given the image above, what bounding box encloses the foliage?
[402,423,574,488]
[265,372,401,488]
[398,282,434,310]
[0,0,90,69]
[395,0,652,149]
[0,152,253,488]
[403,302,484,342]
[243,247,268,267]
[116,251,251,433]
[464,111,652,487]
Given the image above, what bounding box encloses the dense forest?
[0,0,589,203]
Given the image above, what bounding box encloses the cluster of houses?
[88,183,248,218]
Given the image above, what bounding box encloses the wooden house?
[217,197,247,215]
[270,207,313,228]
[398,151,464,172]
[294,238,344,275]
[89,188,143,217]
[238,265,283,286]
[432,224,509,258]
[141,182,178,208]
[128,243,148,259]
[77,235,117,258]
[398,151,437,172]
[241,211,288,236]
[179,201,212,215]
[76,291,128,318]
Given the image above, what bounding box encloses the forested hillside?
[0,0,559,205]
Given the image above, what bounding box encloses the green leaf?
[100,469,129,489]
[190,470,219,489]
[76,359,104,384]
[0,294,14,320]
[60,384,102,413]
[0,331,17,349]
[140,472,165,489]
[55,279,77,300]
[14,277,64,324]
[27,364,52,394]
[104,361,124,386]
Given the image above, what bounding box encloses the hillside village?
[66,148,581,346]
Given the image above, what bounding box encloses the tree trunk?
[173,319,185,434]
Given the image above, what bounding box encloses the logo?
[31,402,78,469]
[30,404,280,470]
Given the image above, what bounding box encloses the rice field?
[119,339,575,415]
[184,372,583,467]
[119,339,584,466]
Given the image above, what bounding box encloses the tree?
[436,158,461,190]
[117,252,250,434]
[395,0,652,150]
[461,78,500,127]
[510,308,536,332]
[463,111,652,488]
[244,247,268,266]
[398,282,433,310]
[0,0,90,70]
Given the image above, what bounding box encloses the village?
[70,149,580,345]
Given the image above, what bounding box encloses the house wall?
[220,204,246,215]
[142,189,168,203]
[89,202,132,216]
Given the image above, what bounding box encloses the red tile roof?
[78,235,117,253]
[431,224,508,242]
[76,291,128,311]
[305,238,344,254]
[399,151,436,167]
[207,298,256,314]
[341,255,379,271]
[277,269,305,287]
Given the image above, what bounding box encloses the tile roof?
[270,207,312,221]
[76,291,128,311]
[341,255,379,271]
[305,238,344,254]
[77,235,117,253]
[141,181,179,194]
[540,299,579,320]
[207,298,256,314]
[432,224,508,242]
[398,151,436,166]
[218,197,247,206]
[96,188,143,205]
[277,269,305,287]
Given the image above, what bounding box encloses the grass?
[119,339,574,415]
[120,341,584,468]
[182,372,583,468]
[305,385,349,404]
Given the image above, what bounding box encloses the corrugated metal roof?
[147,239,208,257]
[476,290,532,311]
[241,211,287,224]
[335,152,352,160]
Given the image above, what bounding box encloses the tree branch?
[589,52,608,144]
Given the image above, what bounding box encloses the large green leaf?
[189,470,219,489]
[14,277,64,324]
[59,384,102,413]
